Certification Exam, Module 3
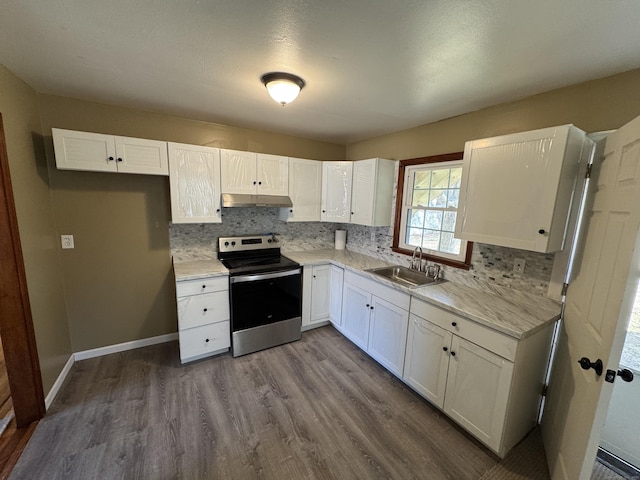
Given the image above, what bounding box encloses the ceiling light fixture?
[260,72,306,106]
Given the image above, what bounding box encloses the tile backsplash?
[170,207,555,298]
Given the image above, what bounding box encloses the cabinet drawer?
[177,291,230,330]
[179,321,230,362]
[176,276,228,297]
[410,297,517,362]
[344,270,410,310]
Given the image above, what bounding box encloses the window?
[392,152,472,269]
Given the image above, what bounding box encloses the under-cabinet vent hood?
[221,193,293,208]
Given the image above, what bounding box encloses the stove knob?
[231,241,236,246]
[224,241,229,247]
[267,239,272,243]
[272,237,278,243]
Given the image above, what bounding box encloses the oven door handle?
[230,268,301,284]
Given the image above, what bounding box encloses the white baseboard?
[74,332,179,361]
[45,354,75,410]
[45,332,179,409]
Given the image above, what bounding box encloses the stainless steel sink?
[366,265,445,288]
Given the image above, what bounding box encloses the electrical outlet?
[61,234,74,249]
[513,258,525,273]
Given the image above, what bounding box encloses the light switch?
[61,235,74,249]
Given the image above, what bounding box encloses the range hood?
[221,193,293,208]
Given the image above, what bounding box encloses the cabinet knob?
[450,351,456,357]
[442,347,448,352]
[117,157,123,162]
[203,308,208,312]
[313,275,316,278]
[108,156,114,161]
[351,212,354,215]
[253,181,257,185]
[370,306,374,310]
[258,181,262,185]
[538,229,546,234]
[205,338,209,343]
[322,210,326,213]
[451,322,457,327]
[290,209,293,213]
[216,208,220,212]
[365,303,370,308]
[202,285,206,289]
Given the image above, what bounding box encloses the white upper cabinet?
[321,161,353,223]
[168,142,222,224]
[280,157,322,222]
[52,128,168,175]
[220,149,288,195]
[350,158,395,226]
[454,124,586,253]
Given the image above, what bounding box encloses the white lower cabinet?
[175,276,230,363]
[329,265,344,326]
[406,297,554,457]
[302,264,332,331]
[339,271,410,377]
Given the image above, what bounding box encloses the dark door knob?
[617,368,634,382]
[578,357,603,376]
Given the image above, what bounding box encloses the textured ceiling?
[1,1,640,144]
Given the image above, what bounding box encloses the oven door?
[229,268,302,332]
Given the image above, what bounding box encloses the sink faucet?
[411,246,422,271]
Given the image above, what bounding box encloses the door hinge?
[561,283,569,296]
[541,384,549,397]
[585,163,593,179]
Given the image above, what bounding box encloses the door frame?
[0,113,46,426]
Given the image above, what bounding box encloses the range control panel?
[218,234,280,253]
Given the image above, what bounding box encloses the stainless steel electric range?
[218,234,302,357]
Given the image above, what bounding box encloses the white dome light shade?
[261,72,306,106]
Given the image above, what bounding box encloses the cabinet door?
[350,158,376,225]
[52,128,117,173]
[310,265,331,324]
[281,158,322,222]
[455,125,582,252]
[321,161,353,223]
[367,295,409,377]
[168,142,222,223]
[257,153,288,196]
[403,314,452,409]
[115,136,169,175]
[329,265,344,326]
[444,336,514,453]
[220,149,257,194]
[341,282,371,350]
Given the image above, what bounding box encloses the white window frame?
[398,159,469,263]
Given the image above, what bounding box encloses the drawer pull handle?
[442,347,448,352]
[451,322,457,327]
[450,351,456,356]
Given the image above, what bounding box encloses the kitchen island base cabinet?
[338,271,410,377]
[406,297,554,457]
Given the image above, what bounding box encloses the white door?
[367,295,409,377]
[341,282,371,350]
[541,114,640,479]
[310,265,331,324]
[168,142,221,224]
[444,336,514,453]
[256,153,288,196]
[284,158,322,222]
[329,265,344,326]
[322,161,353,223]
[351,158,376,225]
[115,136,169,175]
[403,314,452,409]
[220,149,257,194]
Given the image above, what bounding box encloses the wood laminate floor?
[10,326,501,480]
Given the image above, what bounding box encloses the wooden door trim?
[0,113,46,426]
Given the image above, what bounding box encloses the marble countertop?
[173,248,561,340]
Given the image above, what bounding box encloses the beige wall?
[0,65,71,393]
[38,95,345,352]
[346,68,640,160]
